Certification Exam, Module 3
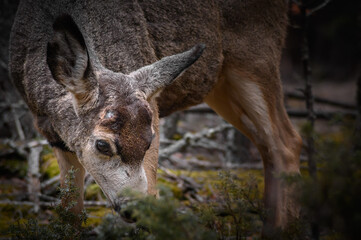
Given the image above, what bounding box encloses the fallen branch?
[158,166,204,203]
[0,199,109,208]
[38,194,58,202]
[182,106,357,119]
[41,175,60,189]
[8,101,26,141]
[286,109,357,119]
[165,155,223,170]
[0,199,54,207]
[0,139,49,157]
[27,145,42,213]
[286,91,356,110]
[83,200,110,207]
[182,106,216,114]
[159,123,232,160]
[188,138,226,152]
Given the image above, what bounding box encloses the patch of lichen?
[0,181,25,196]
[85,207,112,226]
[0,143,8,151]
[0,204,33,236]
[40,152,60,179]
[0,156,27,178]
[171,133,183,140]
[84,183,105,201]
[197,169,264,199]
[157,180,184,200]
[157,168,264,202]
[0,184,12,195]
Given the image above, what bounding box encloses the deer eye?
[96,140,112,156]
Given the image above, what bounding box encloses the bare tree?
[295,1,332,239]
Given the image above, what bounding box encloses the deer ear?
[130,44,205,99]
[47,15,97,111]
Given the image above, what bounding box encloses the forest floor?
[0,150,266,237]
[0,79,358,239]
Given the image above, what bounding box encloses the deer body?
[10,0,301,234]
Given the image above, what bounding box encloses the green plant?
[198,171,265,239]
[9,167,89,240]
[97,186,216,240]
[299,142,361,240]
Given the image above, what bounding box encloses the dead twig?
[0,199,109,208]
[41,175,61,189]
[27,145,42,213]
[183,106,357,119]
[159,166,203,202]
[159,123,232,160]
[286,109,356,119]
[286,91,356,110]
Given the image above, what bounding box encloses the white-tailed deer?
[9,0,301,235]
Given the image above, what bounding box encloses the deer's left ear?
[47,14,98,114]
[130,44,205,99]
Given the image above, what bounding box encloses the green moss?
[41,153,60,178]
[157,168,265,203]
[0,204,17,229]
[0,143,8,151]
[0,158,27,178]
[195,155,207,161]
[172,134,182,140]
[0,204,33,236]
[84,184,103,201]
[41,144,53,155]
[320,132,344,144]
[300,121,315,138]
[157,181,183,200]
[0,182,24,195]
[185,169,263,194]
[157,169,184,199]
[85,207,112,226]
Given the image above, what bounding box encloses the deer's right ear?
[47,15,97,112]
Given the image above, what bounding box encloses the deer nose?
[114,201,137,223]
[120,209,137,223]
[114,203,122,212]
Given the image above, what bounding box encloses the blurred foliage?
[0,143,27,178]
[84,207,112,227]
[96,172,267,240]
[85,184,103,201]
[2,118,361,239]
[4,169,270,239]
[40,152,60,179]
[8,167,90,240]
[0,157,27,178]
[97,186,216,240]
[293,118,361,239]
[298,140,361,239]
[198,172,264,239]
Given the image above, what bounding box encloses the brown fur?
[53,148,85,214]
[10,0,301,235]
[205,63,302,232]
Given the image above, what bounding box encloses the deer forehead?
[94,100,153,137]
[91,102,153,164]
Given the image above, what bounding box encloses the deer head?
[46,15,204,209]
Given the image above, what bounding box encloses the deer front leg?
[143,99,160,196]
[205,66,302,236]
[53,147,85,214]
